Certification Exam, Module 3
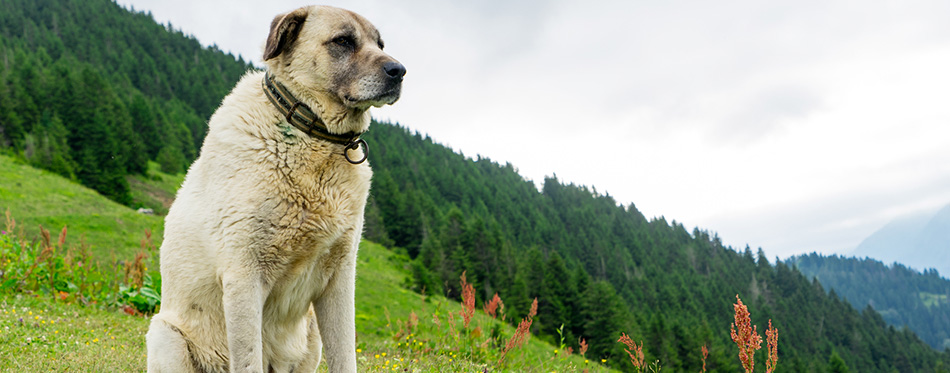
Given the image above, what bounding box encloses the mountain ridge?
[852,204,950,278]
[790,252,950,350]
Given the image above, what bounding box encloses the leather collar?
[262,72,368,164]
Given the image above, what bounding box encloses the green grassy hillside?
[0,155,165,260]
[0,159,609,372]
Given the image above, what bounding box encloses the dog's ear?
[264,8,310,61]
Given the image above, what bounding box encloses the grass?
[0,236,615,372]
[0,156,165,261]
[126,161,185,216]
[0,292,148,371]
[352,241,613,372]
[920,292,949,309]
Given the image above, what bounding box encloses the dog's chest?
[261,138,371,266]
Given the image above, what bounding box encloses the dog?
[145,5,405,372]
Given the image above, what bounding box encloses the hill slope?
[791,253,950,350]
[0,155,163,259]
[852,204,950,277]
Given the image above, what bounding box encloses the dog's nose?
[383,62,406,80]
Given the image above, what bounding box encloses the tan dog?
[145,6,404,372]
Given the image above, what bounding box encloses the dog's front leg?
[222,272,266,373]
[314,246,358,372]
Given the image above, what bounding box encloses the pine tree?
[828,349,850,373]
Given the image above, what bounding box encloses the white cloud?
[117,0,950,261]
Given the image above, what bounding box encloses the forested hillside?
[791,253,950,350]
[363,123,950,371]
[0,0,252,204]
[1,0,949,371]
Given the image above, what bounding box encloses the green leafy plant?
[0,211,160,314]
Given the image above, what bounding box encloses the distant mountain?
[852,204,950,278]
[790,253,950,350]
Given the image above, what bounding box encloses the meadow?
[0,156,777,372]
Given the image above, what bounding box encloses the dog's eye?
[332,36,355,49]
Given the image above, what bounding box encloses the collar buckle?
[343,139,368,164]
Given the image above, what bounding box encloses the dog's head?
[263,6,405,114]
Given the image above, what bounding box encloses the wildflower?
[601,359,607,363]
[382,352,387,357]
[765,320,778,373]
[375,354,380,359]
[701,344,709,373]
[730,294,762,373]
[528,298,538,320]
[93,338,99,343]
[484,293,502,319]
[459,271,476,328]
[618,333,645,372]
[498,313,533,364]
[356,348,362,353]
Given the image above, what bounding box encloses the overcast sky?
[116,0,950,261]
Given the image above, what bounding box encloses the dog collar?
[262,72,368,164]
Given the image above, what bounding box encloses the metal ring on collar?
[343,139,368,164]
